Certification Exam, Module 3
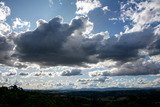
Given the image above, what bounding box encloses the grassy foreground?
[0,85,160,107]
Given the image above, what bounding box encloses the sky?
[0,0,160,89]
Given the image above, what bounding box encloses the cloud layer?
[89,56,160,76]
[0,0,160,77]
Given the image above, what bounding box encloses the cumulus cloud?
[154,25,160,35]
[152,78,160,86]
[77,76,110,84]
[76,0,101,15]
[89,70,110,77]
[0,35,14,65]
[0,2,10,21]
[3,72,16,76]
[0,13,156,78]
[0,22,11,36]
[12,18,30,32]
[0,2,11,36]
[121,0,160,32]
[11,14,160,70]
[2,68,17,76]
[97,28,155,61]
[34,71,44,76]
[102,6,110,13]
[89,56,160,76]
[13,16,97,66]
[59,69,82,76]
[33,71,50,77]
[29,71,55,77]
[0,2,15,66]
[122,1,160,56]
[36,19,47,27]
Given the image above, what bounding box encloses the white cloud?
[108,18,118,21]
[0,2,10,21]
[121,0,160,32]
[12,18,30,32]
[36,19,47,27]
[154,24,160,35]
[102,6,110,13]
[59,69,82,76]
[0,22,11,36]
[77,76,110,84]
[103,77,151,88]
[32,71,55,77]
[0,2,11,36]
[152,78,160,86]
[76,0,101,15]
[87,60,117,69]
[89,70,110,77]
[2,68,17,77]
[3,72,16,76]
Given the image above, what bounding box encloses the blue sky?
[0,0,160,89]
[3,0,126,35]
[4,0,76,30]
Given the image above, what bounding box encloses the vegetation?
[0,85,160,107]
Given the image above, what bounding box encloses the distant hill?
[1,85,160,107]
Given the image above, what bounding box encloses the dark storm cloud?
[0,35,13,65]
[62,26,159,66]
[13,16,160,67]
[14,16,93,66]
[60,32,105,65]
[97,29,154,61]
[148,36,160,55]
